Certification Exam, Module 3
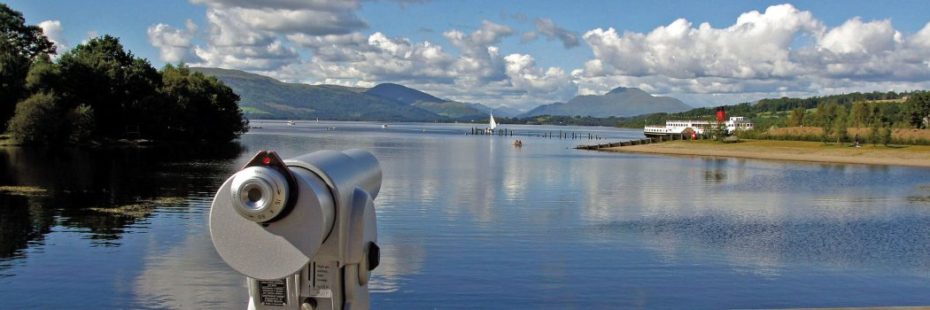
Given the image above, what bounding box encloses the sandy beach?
[603,139,930,167]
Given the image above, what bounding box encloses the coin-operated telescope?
[210,149,381,310]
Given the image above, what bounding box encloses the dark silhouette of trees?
[55,35,163,139]
[7,92,63,144]
[0,3,247,145]
[0,4,55,58]
[157,64,247,142]
[0,3,56,127]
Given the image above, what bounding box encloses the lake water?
[2,120,930,309]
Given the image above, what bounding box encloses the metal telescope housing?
[210,149,382,310]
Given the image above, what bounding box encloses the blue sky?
[9,0,930,110]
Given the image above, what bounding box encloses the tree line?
[0,4,247,145]
[610,90,930,144]
[764,92,930,145]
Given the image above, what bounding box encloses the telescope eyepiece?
[230,166,290,223]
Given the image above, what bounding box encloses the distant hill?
[359,83,523,118]
[364,83,492,120]
[191,67,440,121]
[365,83,444,104]
[461,103,521,118]
[192,67,506,121]
[523,87,691,117]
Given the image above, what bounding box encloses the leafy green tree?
[881,127,892,146]
[787,107,805,127]
[833,105,848,144]
[850,101,870,128]
[158,64,247,142]
[0,4,55,58]
[66,104,94,143]
[7,92,64,143]
[869,122,880,146]
[0,4,56,127]
[57,35,161,138]
[815,102,838,142]
[0,38,29,126]
[708,122,727,141]
[25,54,59,92]
[0,7,247,145]
[907,92,930,129]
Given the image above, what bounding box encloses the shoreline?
[602,139,930,168]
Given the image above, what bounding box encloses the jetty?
[575,129,724,150]
[466,127,613,141]
[575,138,654,150]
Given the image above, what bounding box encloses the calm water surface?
[2,121,930,309]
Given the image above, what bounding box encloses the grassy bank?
[604,139,930,167]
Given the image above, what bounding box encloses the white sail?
[489,113,498,130]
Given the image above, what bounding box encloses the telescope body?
[210,149,381,310]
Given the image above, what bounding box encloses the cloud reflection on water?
[8,121,930,308]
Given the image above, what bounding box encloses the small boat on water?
[287,120,296,126]
[486,113,498,134]
[382,124,388,129]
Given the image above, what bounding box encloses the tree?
[0,4,56,59]
[158,64,247,142]
[815,102,838,143]
[709,122,727,141]
[7,92,64,144]
[66,104,94,143]
[57,35,161,138]
[787,107,805,127]
[0,4,56,127]
[833,105,848,144]
[850,101,870,128]
[25,54,59,92]
[881,127,893,146]
[0,38,29,126]
[907,92,930,129]
[869,122,880,146]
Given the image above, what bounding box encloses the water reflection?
[133,217,246,309]
[4,122,930,308]
[0,144,243,262]
[593,214,930,276]
[0,194,53,261]
[368,235,426,293]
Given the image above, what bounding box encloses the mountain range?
[363,83,490,120]
[523,87,691,117]
[191,67,690,121]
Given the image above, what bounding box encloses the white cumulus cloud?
[504,53,573,95]
[147,20,198,64]
[148,0,366,70]
[576,3,930,104]
[38,20,67,53]
[146,2,930,109]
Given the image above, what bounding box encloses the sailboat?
[486,112,498,134]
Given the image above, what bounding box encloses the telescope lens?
[237,180,271,212]
[247,187,262,203]
[230,166,290,223]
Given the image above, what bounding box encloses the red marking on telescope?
[262,156,272,165]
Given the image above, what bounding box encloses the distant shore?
[603,139,930,168]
